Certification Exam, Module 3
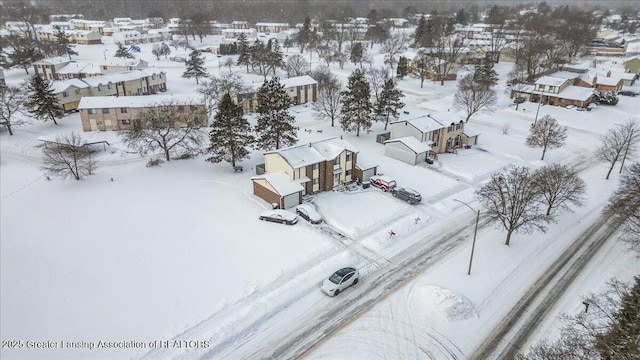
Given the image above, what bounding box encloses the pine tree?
[254,77,298,150]
[340,68,372,136]
[54,26,78,59]
[114,42,134,59]
[267,39,284,76]
[375,78,405,130]
[236,33,251,73]
[396,56,409,79]
[297,16,312,53]
[182,50,209,85]
[473,63,499,89]
[350,42,363,67]
[207,93,255,168]
[24,75,60,125]
[413,15,428,47]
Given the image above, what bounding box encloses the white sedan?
[321,267,359,296]
[295,204,323,224]
[258,209,298,225]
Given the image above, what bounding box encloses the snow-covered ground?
[1,36,639,360]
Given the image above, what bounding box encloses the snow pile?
[409,285,477,322]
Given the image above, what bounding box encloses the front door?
[89,119,98,131]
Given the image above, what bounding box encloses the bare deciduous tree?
[283,54,310,77]
[40,132,96,181]
[314,76,342,127]
[197,72,253,117]
[120,101,208,162]
[526,115,568,160]
[476,166,550,245]
[381,33,409,77]
[365,67,387,105]
[533,164,586,216]
[453,73,497,122]
[0,86,26,136]
[605,162,640,254]
[595,119,640,180]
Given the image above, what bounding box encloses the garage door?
[362,168,375,181]
[282,193,299,209]
[385,143,416,165]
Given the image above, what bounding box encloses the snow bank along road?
[470,214,623,360]
[140,213,488,360]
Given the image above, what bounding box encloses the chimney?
[606,71,611,77]
[592,75,597,88]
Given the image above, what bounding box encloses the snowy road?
[139,213,487,360]
[470,214,623,360]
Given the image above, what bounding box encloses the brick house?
[77,94,205,132]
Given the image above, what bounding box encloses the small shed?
[252,172,304,209]
[384,137,432,165]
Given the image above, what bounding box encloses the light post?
[454,199,480,275]
[534,89,544,125]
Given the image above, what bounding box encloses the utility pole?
[454,199,481,275]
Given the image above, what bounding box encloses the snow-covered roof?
[384,137,432,154]
[252,172,304,196]
[355,152,378,170]
[50,78,90,92]
[78,94,202,109]
[623,55,640,63]
[595,75,622,86]
[545,71,580,80]
[34,57,70,65]
[463,124,481,137]
[535,76,568,87]
[554,85,596,101]
[100,58,145,67]
[57,61,101,75]
[281,75,317,88]
[80,69,162,86]
[267,137,359,169]
[391,112,464,134]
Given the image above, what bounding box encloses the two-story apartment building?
[254,22,289,34]
[509,74,597,108]
[77,94,206,132]
[237,75,317,113]
[33,57,149,81]
[51,69,167,111]
[388,112,468,155]
[252,137,359,207]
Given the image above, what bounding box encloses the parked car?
[295,204,322,224]
[618,90,638,97]
[321,267,359,296]
[258,209,298,225]
[369,175,397,192]
[390,187,422,204]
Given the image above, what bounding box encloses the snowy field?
[1,36,639,359]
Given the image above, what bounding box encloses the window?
[62,91,69,97]
[333,157,340,165]
[159,73,163,78]
[152,74,156,80]
[346,153,352,162]
[312,163,319,170]
[102,108,109,114]
[75,89,81,95]
[345,169,352,177]
[107,83,112,89]
[313,178,319,185]
[448,123,454,132]
[120,108,128,113]
[88,108,96,114]
[121,119,131,125]
[102,66,107,70]
[97,85,102,91]
[548,85,556,92]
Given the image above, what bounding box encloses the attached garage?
[463,125,481,146]
[384,137,432,165]
[252,172,304,209]
[354,153,379,182]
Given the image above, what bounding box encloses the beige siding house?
[255,137,359,202]
[237,75,317,114]
[389,112,467,154]
[77,94,205,132]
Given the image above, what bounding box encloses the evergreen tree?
[182,50,209,85]
[396,56,409,79]
[236,33,251,73]
[473,63,499,89]
[340,68,372,136]
[297,16,312,53]
[267,39,284,76]
[53,26,78,59]
[24,75,60,125]
[413,15,428,47]
[114,42,134,59]
[206,93,255,168]
[161,42,171,59]
[350,42,363,67]
[254,77,298,150]
[375,78,405,130]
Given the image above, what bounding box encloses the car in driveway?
[390,187,422,204]
[321,267,359,296]
[618,90,638,97]
[295,204,322,224]
[258,209,298,225]
[369,175,397,192]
